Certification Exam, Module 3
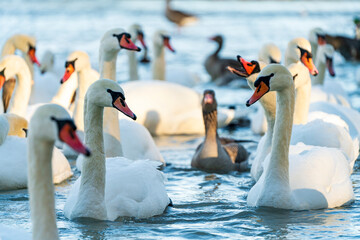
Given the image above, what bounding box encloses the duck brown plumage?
[165,0,198,28]
[204,35,245,86]
[191,90,248,173]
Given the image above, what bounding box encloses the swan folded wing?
[105,158,169,220]
[289,144,354,208]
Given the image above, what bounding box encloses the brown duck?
[165,0,198,28]
[191,90,249,173]
[204,35,244,86]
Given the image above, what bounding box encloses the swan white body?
[247,64,354,210]
[121,80,235,135]
[65,78,169,220]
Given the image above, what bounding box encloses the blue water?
[1,0,360,239]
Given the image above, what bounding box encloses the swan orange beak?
[61,63,75,84]
[113,97,137,120]
[59,124,91,156]
[120,34,141,52]
[204,93,214,104]
[163,37,175,52]
[246,81,269,107]
[28,46,41,67]
[0,68,5,90]
[301,52,318,76]
[239,56,256,75]
[326,56,335,77]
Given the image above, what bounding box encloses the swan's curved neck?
[74,99,108,219]
[99,51,118,80]
[28,136,59,240]
[99,49,123,157]
[51,74,78,109]
[152,45,166,80]
[7,66,32,117]
[128,51,138,80]
[73,67,96,131]
[293,79,311,124]
[266,85,295,187]
[312,47,325,85]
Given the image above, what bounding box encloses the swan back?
[4,113,28,138]
[258,43,282,64]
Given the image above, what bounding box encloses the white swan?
[152,30,200,87]
[311,43,350,106]
[246,64,354,210]
[60,49,164,164]
[27,104,89,240]
[128,23,148,81]
[249,43,282,135]
[229,50,357,181]
[65,79,170,220]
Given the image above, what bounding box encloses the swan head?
[0,55,31,87]
[308,27,326,45]
[86,79,137,120]
[153,30,175,53]
[61,51,90,83]
[39,50,54,74]
[285,37,318,76]
[10,34,41,66]
[258,43,282,64]
[128,23,147,49]
[100,28,141,56]
[227,56,266,89]
[317,44,335,77]
[29,104,91,156]
[246,64,293,106]
[202,89,217,113]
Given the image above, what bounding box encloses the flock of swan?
[0,11,359,239]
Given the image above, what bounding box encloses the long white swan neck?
[310,42,318,62]
[98,48,123,157]
[51,74,78,109]
[293,79,311,125]
[1,39,16,57]
[28,136,59,240]
[152,44,166,80]
[73,67,97,131]
[99,51,118,80]
[7,65,32,117]
[267,85,295,185]
[75,98,108,219]
[128,50,138,80]
[22,53,35,79]
[312,46,325,85]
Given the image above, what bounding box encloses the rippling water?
[1,0,360,239]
